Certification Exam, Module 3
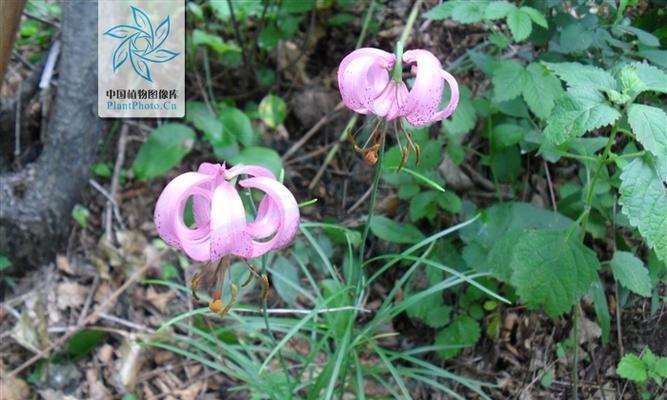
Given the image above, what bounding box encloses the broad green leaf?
[258,25,281,50]
[271,256,300,306]
[282,0,314,13]
[522,63,563,119]
[409,191,437,222]
[435,315,481,359]
[492,60,528,102]
[510,230,600,317]
[610,251,652,297]
[68,330,106,358]
[71,205,89,228]
[637,49,667,69]
[219,106,257,146]
[627,104,667,158]
[423,1,459,20]
[451,1,488,23]
[543,91,621,145]
[436,191,462,214]
[656,358,667,377]
[186,101,222,141]
[617,353,647,383]
[619,157,667,263]
[483,1,515,20]
[369,216,424,244]
[132,123,195,180]
[229,146,283,177]
[258,94,287,128]
[559,23,593,53]
[544,62,617,92]
[520,6,547,28]
[618,26,660,47]
[191,29,241,54]
[507,8,532,41]
[493,123,527,148]
[633,63,667,94]
[0,255,11,271]
[442,85,476,136]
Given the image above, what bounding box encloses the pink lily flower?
[337,47,459,127]
[154,162,299,262]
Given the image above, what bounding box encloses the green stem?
[579,126,618,241]
[356,134,386,293]
[355,0,376,48]
[391,41,404,81]
[399,0,424,44]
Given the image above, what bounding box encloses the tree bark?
[0,1,106,266]
[0,0,25,91]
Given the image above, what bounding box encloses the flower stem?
[399,0,424,44]
[391,41,404,81]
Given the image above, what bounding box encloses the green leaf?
[619,157,667,263]
[483,1,515,20]
[186,101,227,151]
[618,26,660,47]
[132,124,195,180]
[423,1,459,20]
[610,251,652,297]
[409,191,437,222]
[219,106,257,147]
[543,91,621,145]
[369,216,424,244]
[229,146,283,178]
[435,316,481,359]
[559,23,593,53]
[492,60,528,102]
[258,94,287,128]
[258,25,281,50]
[282,0,314,13]
[617,353,648,383]
[271,256,300,306]
[520,6,547,28]
[587,280,611,343]
[191,29,241,54]
[71,204,90,228]
[0,255,11,271]
[627,104,667,158]
[451,1,488,24]
[637,49,667,69]
[655,358,667,377]
[633,63,667,94]
[544,62,618,92]
[507,8,533,42]
[493,123,527,148]
[522,63,563,119]
[68,330,106,358]
[510,230,600,317]
[436,191,462,214]
[442,85,476,136]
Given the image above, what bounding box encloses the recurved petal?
[209,179,253,260]
[154,171,213,250]
[401,49,445,127]
[224,164,276,180]
[338,48,394,113]
[245,196,281,239]
[371,80,409,121]
[425,69,460,123]
[238,177,300,258]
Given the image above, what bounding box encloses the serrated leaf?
[132,124,195,180]
[522,63,563,119]
[435,316,481,359]
[451,1,488,23]
[442,85,476,136]
[423,1,459,20]
[610,251,652,297]
[619,158,667,263]
[543,91,621,145]
[628,104,667,158]
[559,23,594,53]
[484,1,515,20]
[633,63,667,94]
[520,6,547,28]
[507,8,533,41]
[493,60,528,102]
[510,230,600,317]
[544,62,618,92]
[617,354,647,383]
[655,358,667,377]
[409,191,437,222]
[369,216,424,244]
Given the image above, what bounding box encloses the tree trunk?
[0,1,106,267]
[0,0,25,91]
